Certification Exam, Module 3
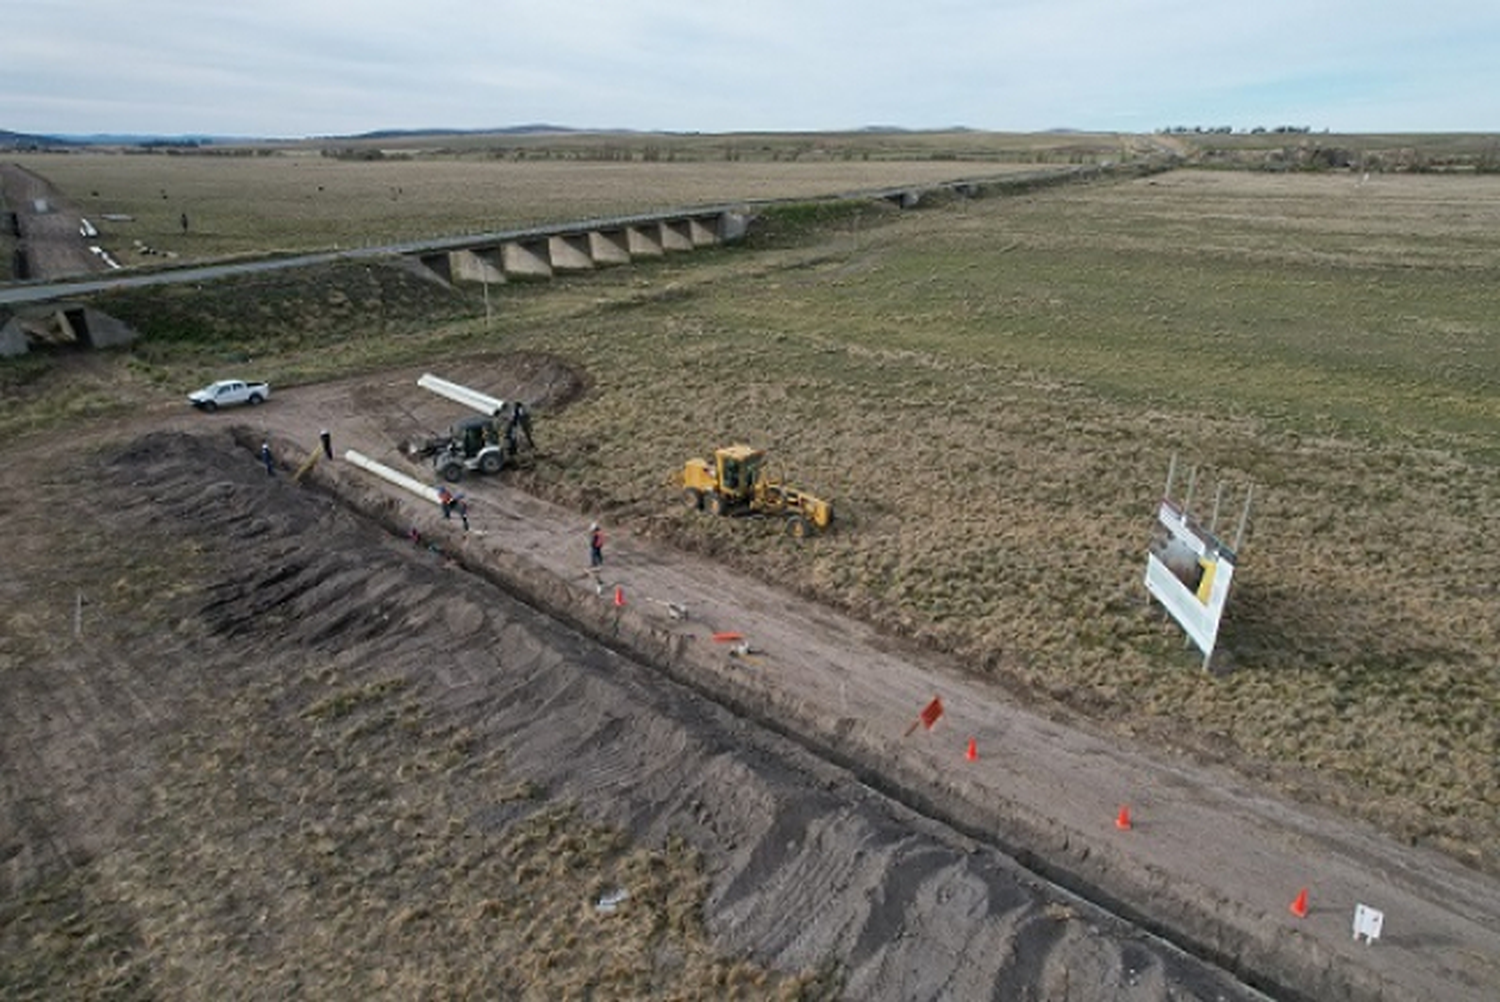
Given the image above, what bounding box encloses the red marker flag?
[905,696,945,736]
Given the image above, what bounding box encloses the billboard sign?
[1144,497,1239,664]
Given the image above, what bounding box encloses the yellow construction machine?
[680,444,834,538]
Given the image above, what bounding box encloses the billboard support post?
[1234,484,1254,553]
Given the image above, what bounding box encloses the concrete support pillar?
[79,307,137,349]
[448,248,506,285]
[588,230,631,266]
[626,226,664,257]
[53,309,78,344]
[718,211,752,242]
[502,239,553,279]
[660,220,694,252]
[548,234,594,272]
[688,217,719,247]
[419,252,453,283]
[0,321,25,357]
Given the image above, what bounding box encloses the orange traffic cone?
[613,585,625,608]
[1289,887,1309,918]
[965,738,978,762]
[1115,805,1133,831]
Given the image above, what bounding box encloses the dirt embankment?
[0,427,1268,1001]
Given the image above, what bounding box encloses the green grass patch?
[6,164,1498,871]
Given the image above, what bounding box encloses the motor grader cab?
[681,444,834,538]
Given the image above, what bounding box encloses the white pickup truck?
[188,379,270,411]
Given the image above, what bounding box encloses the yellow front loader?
[680,444,834,538]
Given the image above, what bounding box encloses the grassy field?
[276,127,1153,163]
[4,154,1498,875]
[1175,130,1500,172]
[477,170,1500,870]
[8,138,1103,269]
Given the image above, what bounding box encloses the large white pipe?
[417,372,507,417]
[344,449,443,505]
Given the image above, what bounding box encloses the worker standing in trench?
[437,486,469,532]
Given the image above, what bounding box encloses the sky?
[4,1,1497,137]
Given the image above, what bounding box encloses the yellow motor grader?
[680,444,833,538]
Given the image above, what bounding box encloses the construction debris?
[648,597,690,621]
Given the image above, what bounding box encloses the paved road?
[0,202,747,307]
[0,246,385,306]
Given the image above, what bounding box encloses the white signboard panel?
[1353,903,1384,944]
[1144,499,1238,664]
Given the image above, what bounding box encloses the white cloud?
[2,1,1496,135]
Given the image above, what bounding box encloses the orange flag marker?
[965,737,978,762]
[904,696,945,736]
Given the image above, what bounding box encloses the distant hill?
[0,124,590,149]
[342,124,581,141]
[3,123,1048,149]
[0,129,80,150]
[66,134,221,147]
[0,129,224,149]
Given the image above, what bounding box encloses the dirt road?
[246,365,1498,1000]
[0,163,105,280]
[3,362,1496,1000]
